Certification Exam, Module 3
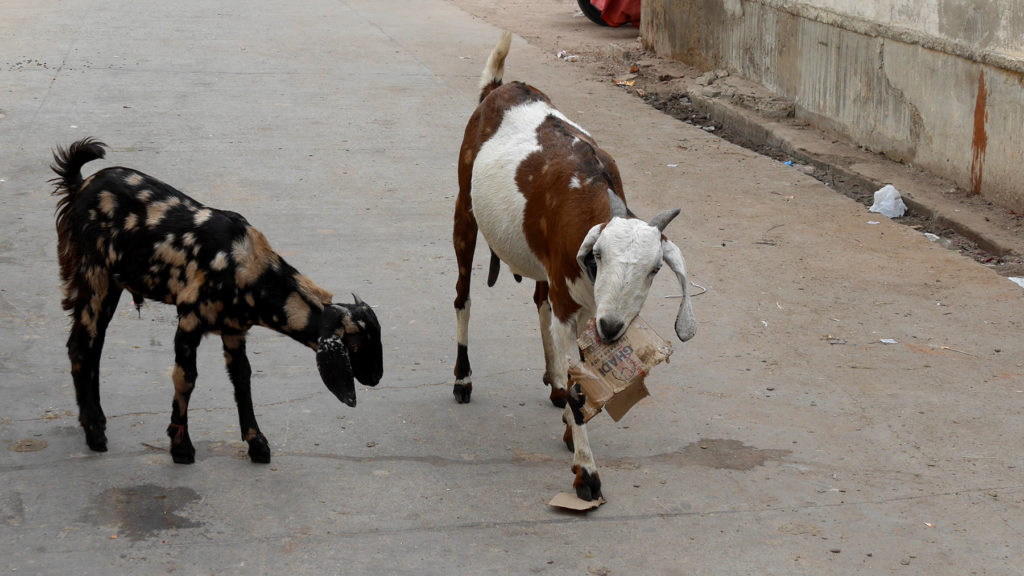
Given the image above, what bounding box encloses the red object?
[591,0,641,27]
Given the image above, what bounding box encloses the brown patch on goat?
[154,235,188,267]
[179,312,201,332]
[146,197,181,227]
[98,191,117,217]
[232,226,279,288]
[295,273,332,307]
[193,208,212,226]
[210,251,229,271]
[172,365,192,417]
[199,300,224,325]
[124,172,144,187]
[177,261,206,305]
[124,213,139,231]
[284,292,311,332]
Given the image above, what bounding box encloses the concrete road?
[2,1,1022,574]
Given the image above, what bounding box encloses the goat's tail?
[479,31,512,102]
[51,138,107,311]
[50,138,107,195]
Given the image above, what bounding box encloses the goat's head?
[315,295,383,407]
[577,192,697,343]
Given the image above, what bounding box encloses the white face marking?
[590,218,664,339]
[569,175,582,189]
[471,101,589,281]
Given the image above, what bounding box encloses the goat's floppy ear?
[576,224,603,283]
[317,305,357,407]
[662,239,697,342]
[648,208,681,232]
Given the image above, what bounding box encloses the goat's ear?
[648,208,681,232]
[662,239,697,342]
[576,224,603,283]
[317,305,357,407]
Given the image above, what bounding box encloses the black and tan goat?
[453,33,697,500]
[51,139,382,464]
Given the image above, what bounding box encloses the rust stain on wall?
[970,69,988,195]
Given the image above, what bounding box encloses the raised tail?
[478,31,512,102]
[51,138,108,311]
[50,138,107,194]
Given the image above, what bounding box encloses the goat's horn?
[648,208,681,232]
[352,293,365,305]
[607,190,628,219]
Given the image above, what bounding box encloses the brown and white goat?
[452,33,697,500]
[51,139,383,464]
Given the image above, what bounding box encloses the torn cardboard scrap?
[568,316,673,422]
[549,492,606,511]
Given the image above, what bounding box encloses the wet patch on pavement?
[80,484,202,541]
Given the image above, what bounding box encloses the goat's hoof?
[84,426,108,452]
[549,386,568,408]
[453,382,472,404]
[167,423,195,464]
[572,465,603,502]
[248,433,271,464]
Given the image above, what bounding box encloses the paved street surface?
[2,1,1022,574]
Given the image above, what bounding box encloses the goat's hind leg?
[222,333,270,463]
[533,282,567,408]
[452,192,477,404]
[167,322,201,463]
[67,283,124,452]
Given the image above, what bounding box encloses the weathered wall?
[642,0,1024,213]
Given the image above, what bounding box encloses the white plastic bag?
[869,184,907,218]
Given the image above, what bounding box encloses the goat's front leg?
[452,191,477,404]
[222,333,270,463]
[167,321,202,464]
[67,284,123,452]
[549,315,602,501]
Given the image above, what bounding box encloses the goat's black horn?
[352,293,365,306]
[608,190,628,219]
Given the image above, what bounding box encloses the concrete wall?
[641,0,1024,213]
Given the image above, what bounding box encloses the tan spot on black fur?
[245,293,256,307]
[182,232,197,247]
[98,191,118,217]
[200,300,224,324]
[124,213,138,231]
[210,251,228,271]
[179,312,200,332]
[232,226,280,288]
[284,292,311,331]
[341,314,360,335]
[177,261,206,305]
[154,234,188,267]
[172,365,191,416]
[295,274,331,307]
[137,189,153,202]
[124,173,144,187]
[146,197,181,227]
[194,209,212,226]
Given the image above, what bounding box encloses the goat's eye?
[650,266,661,276]
[593,251,602,261]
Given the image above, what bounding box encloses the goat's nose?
[598,318,625,342]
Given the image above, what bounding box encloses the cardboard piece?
[548,492,606,511]
[568,316,673,422]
